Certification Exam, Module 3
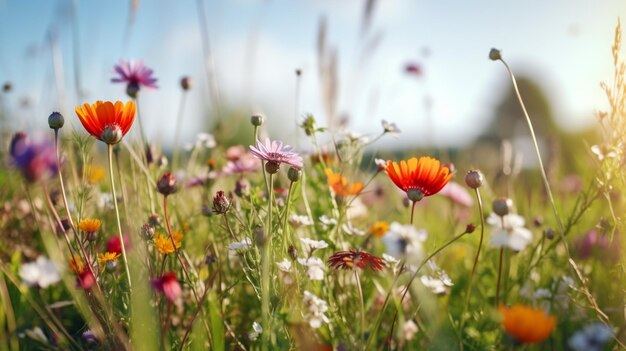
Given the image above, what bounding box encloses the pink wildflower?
[249,138,303,170]
[152,272,182,302]
[111,59,158,89]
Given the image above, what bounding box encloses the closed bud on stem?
[489,48,502,61]
[407,189,424,203]
[48,112,64,129]
[180,76,191,91]
[544,228,555,240]
[250,114,264,127]
[465,223,477,234]
[156,172,178,196]
[141,223,155,240]
[212,190,231,214]
[465,170,484,189]
[287,167,302,182]
[492,197,513,217]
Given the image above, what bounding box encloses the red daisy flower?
[328,249,385,271]
[75,101,136,145]
[385,157,452,202]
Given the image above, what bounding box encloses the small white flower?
[297,257,325,281]
[382,222,428,265]
[97,193,114,210]
[402,320,418,341]
[228,238,252,251]
[276,258,292,272]
[341,223,366,236]
[302,291,330,329]
[248,321,263,341]
[346,197,368,220]
[196,133,216,149]
[319,215,337,230]
[20,256,61,288]
[289,214,313,228]
[382,120,401,134]
[420,276,449,295]
[568,322,613,351]
[591,144,618,161]
[300,238,329,251]
[487,213,532,251]
[23,327,48,344]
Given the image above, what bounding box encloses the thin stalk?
[261,172,274,351]
[108,144,132,290]
[410,200,417,225]
[495,248,504,307]
[172,90,188,170]
[254,126,269,193]
[462,188,486,316]
[354,270,365,348]
[52,130,95,281]
[498,58,564,235]
[281,180,295,253]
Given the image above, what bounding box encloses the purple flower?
[111,59,158,89]
[223,154,260,175]
[574,230,620,262]
[249,138,303,170]
[9,132,58,183]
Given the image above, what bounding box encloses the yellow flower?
[369,221,389,237]
[86,166,105,185]
[499,304,556,344]
[78,218,101,233]
[154,232,183,255]
[98,252,121,265]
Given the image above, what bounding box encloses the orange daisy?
[499,305,556,344]
[385,157,452,202]
[75,101,136,145]
[325,168,364,197]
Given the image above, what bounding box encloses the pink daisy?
[222,154,260,175]
[249,138,303,169]
[111,59,158,89]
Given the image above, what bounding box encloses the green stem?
[495,247,504,307]
[261,172,274,351]
[462,188,485,318]
[108,144,132,290]
[281,181,295,253]
[354,270,365,349]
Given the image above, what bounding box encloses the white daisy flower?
[302,291,330,329]
[20,256,61,288]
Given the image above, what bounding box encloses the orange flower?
[86,166,105,184]
[385,157,452,202]
[75,101,136,144]
[154,231,183,255]
[499,305,556,344]
[325,168,364,196]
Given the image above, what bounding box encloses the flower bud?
[489,48,502,61]
[180,76,191,91]
[234,178,250,197]
[492,197,513,217]
[148,214,161,227]
[100,125,123,145]
[465,224,477,234]
[105,260,117,272]
[287,167,302,182]
[544,228,555,240]
[48,112,64,129]
[204,254,217,265]
[288,245,298,260]
[141,223,155,239]
[465,170,484,189]
[87,231,98,242]
[156,172,178,196]
[212,191,231,214]
[250,114,264,127]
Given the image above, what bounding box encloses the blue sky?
[1,0,625,148]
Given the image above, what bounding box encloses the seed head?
[489,48,502,61]
[465,170,484,189]
[48,112,65,130]
[492,197,513,217]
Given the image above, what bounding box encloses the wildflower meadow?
[1,2,626,350]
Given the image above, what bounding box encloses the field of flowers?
[2,8,626,351]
